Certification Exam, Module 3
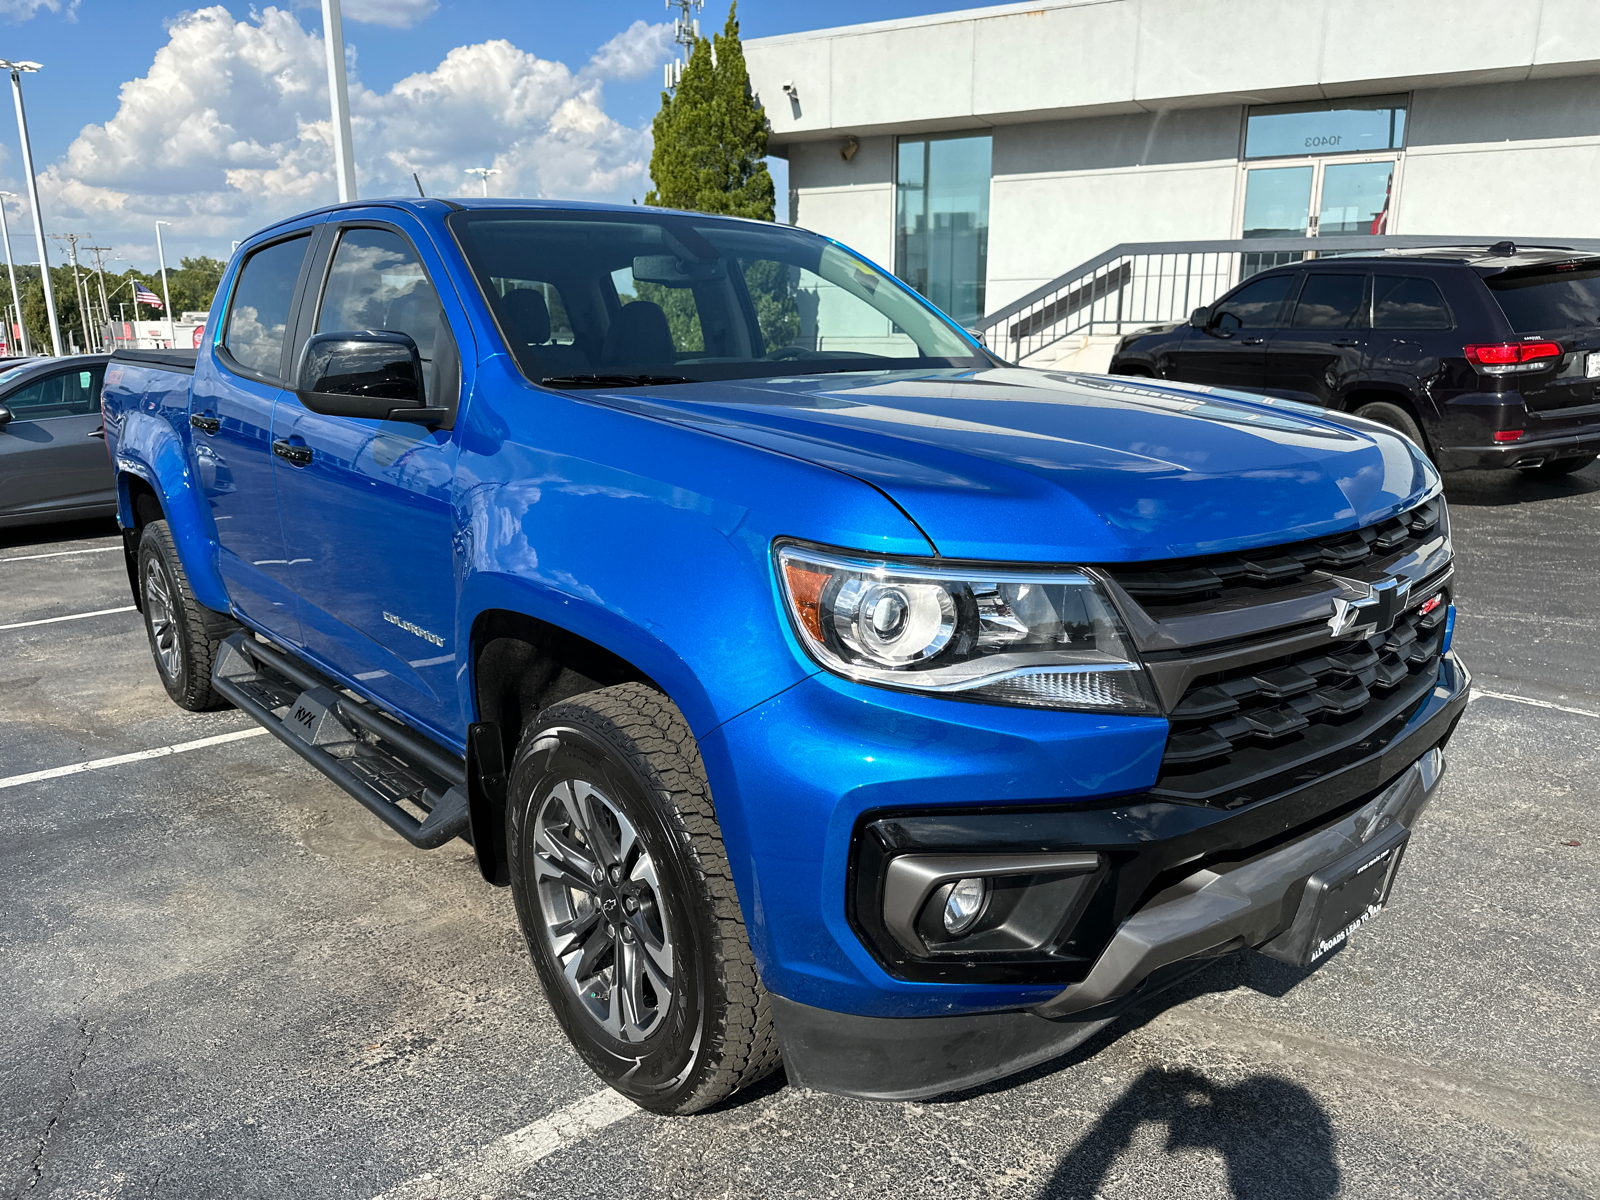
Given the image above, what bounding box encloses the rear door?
[1483,263,1600,414]
[270,213,469,740]
[1366,273,1456,401]
[191,226,320,641]
[1167,272,1299,392]
[1264,272,1370,406]
[0,363,111,521]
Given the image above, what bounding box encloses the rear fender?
[114,409,229,613]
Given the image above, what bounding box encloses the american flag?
[134,282,163,310]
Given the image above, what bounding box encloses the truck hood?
[595,367,1437,563]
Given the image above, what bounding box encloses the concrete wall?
[787,135,896,269]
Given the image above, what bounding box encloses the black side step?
[212,633,470,849]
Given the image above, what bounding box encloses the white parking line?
[370,1089,640,1200]
[1469,687,1600,721]
[0,728,268,791]
[0,545,120,564]
[0,605,136,631]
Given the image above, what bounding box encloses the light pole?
[466,167,500,197]
[322,0,357,202]
[0,60,61,356]
[0,190,28,356]
[155,220,175,346]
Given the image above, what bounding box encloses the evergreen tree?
[646,2,774,220]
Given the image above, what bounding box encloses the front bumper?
[774,743,1447,1101]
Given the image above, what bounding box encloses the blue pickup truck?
[102,198,1468,1113]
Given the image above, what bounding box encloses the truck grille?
[1108,497,1444,617]
[1100,498,1453,809]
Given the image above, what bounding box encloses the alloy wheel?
[143,559,182,681]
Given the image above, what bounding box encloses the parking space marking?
[370,1089,639,1200]
[0,545,120,565]
[1470,687,1600,721]
[0,727,268,791]
[0,605,136,631]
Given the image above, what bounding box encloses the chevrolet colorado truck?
[101,198,1468,1113]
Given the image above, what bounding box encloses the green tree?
[646,2,774,220]
[163,255,226,317]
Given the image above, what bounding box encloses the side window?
[1212,275,1297,331]
[317,227,457,404]
[1373,276,1453,330]
[1290,274,1367,329]
[224,235,310,379]
[3,367,101,419]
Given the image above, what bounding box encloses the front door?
[0,363,110,521]
[192,229,318,641]
[270,216,468,742]
[1168,272,1299,392]
[1238,156,1399,277]
[1264,272,1371,407]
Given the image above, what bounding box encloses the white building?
[745,0,1600,365]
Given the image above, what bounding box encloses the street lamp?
[466,167,500,197]
[0,60,61,356]
[0,190,29,356]
[322,0,357,202]
[155,220,175,346]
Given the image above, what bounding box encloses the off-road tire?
[1517,453,1597,478]
[1353,401,1430,458]
[137,520,236,712]
[506,683,780,1114]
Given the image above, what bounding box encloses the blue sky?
[0,0,996,271]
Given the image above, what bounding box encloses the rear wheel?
[137,520,235,712]
[1517,453,1597,478]
[507,683,780,1114]
[1353,401,1430,457]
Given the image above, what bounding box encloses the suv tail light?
[1464,341,1563,373]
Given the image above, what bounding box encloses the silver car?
[0,354,115,528]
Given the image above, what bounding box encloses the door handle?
[1241,337,1266,346]
[88,425,105,439]
[1331,338,1362,347]
[272,439,313,466]
[190,413,220,434]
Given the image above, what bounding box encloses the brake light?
[1464,342,1561,364]
[1493,430,1525,442]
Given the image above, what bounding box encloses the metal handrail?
[975,235,1600,361]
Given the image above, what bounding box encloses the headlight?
[775,543,1157,713]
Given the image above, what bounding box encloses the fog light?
[943,877,988,935]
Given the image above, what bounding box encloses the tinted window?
[1246,96,1406,158]
[317,227,457,405]
[1291,274,1367,329]
[1373,276,1452,330]
[224,236,309,378]
[4,366,102,418]
[1213,275,1297,331]
[1488,267,1600,333]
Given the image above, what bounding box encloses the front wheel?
[507,683,780,1114]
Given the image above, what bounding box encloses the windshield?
[1488,264,1600,332]
[447,209,985,386]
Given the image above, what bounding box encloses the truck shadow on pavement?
[1442,465,1599,507]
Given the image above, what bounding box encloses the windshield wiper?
[540,373,693,389]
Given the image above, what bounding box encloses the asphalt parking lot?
[3,465,1597,1200]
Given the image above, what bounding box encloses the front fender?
[115,408,229,613]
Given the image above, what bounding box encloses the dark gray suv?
[0,354,114,528]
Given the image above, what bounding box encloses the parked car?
[102,199,1467,1113]
[0,354,115,527]
[1109,244,1600,477]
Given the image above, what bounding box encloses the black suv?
[1109,245,1600,476]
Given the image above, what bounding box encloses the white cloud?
[341,0,437,29]
[0,0,74,21]
[585,21,673,81]
[30,5,658,257]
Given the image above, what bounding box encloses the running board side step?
[211,633,470,849]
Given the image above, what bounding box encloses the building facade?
[745,0,1600,358]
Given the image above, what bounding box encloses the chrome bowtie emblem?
[1328,576,1410,638]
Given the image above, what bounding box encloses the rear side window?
[1291,274,1367,329]
[224,235,310,378]
[1373,276,1452,330]
[1213,275,1296,331]
[3,366,103,418]
[1488,266,1600,333]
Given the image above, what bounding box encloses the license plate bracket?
[1257,821,1410,968]
[1586,351,1600,379]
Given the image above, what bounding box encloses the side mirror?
[1188,306,1210,330]
[0,404,11,430]
[294,330,444,424]
[963,325,988,349]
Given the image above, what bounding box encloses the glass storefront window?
[1246,96,1407,159]
[895,133,991,326]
